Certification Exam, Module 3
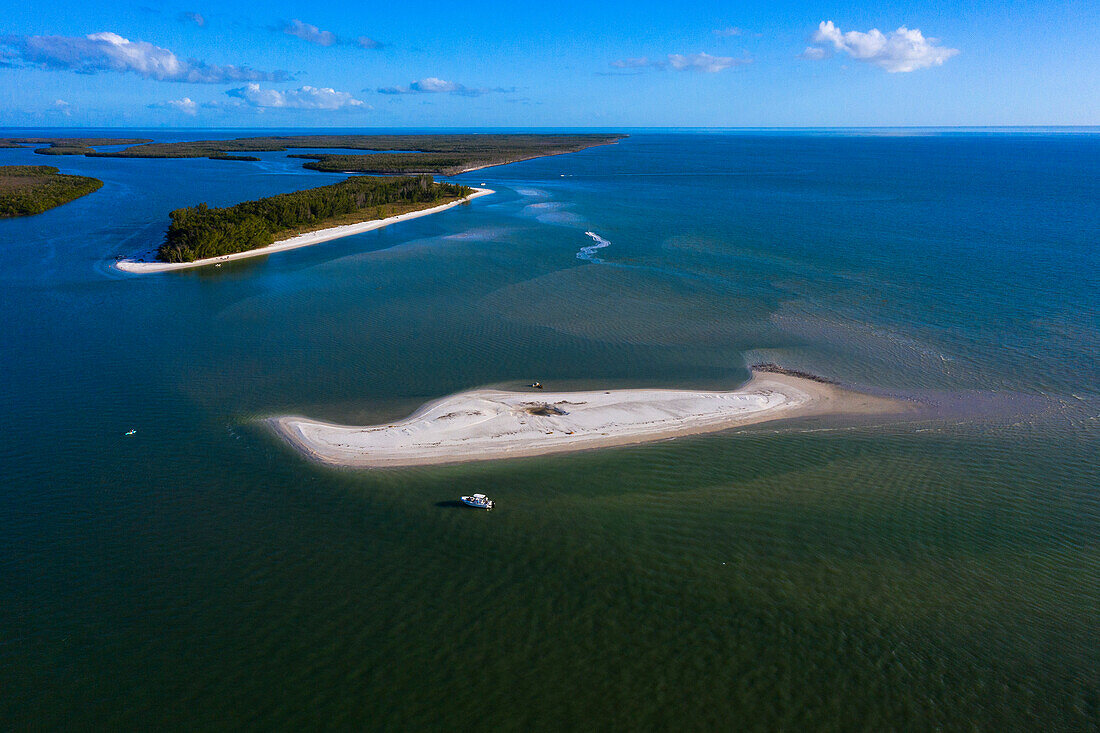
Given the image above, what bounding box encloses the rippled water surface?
[1,129,1097,729]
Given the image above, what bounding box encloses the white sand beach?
[270,370,908,468]
[114,187,493,273]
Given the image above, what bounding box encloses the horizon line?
[2,125,1099,132]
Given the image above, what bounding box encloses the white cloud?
[800,46,828,61]
[610,52,751,73]
[411,77,458,93]
[50,99,72,116]
[713,27,743,37]
[668,52,747,72]
[377,77,511,97]
[282,19,337,47]
[170,97,197,114]
[278,21,382,50]
[809,20,958,72]
[180,12,205,28]
[611,57,664,70]
[0,31,286,83]
[227,83,365,110]
[149,97,198,114]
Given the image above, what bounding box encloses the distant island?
[0,137,152,156]
[279,133,623,174]
[0,134,625,270]
[2,133,625,175]
[292,153,489,175]
[0,165,103,217]
[156,174,473,263]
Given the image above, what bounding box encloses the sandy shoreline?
[270,371,910,468]
[114,187,493,273]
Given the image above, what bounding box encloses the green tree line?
[158,175,471,263]
[0,165,103,218]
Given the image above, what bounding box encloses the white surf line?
[577,231,611,263]
[114,188,494,274]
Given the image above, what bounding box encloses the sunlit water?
[1,129,1097,729]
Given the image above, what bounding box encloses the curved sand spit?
[115,188,494,273]
[271,371,908,468]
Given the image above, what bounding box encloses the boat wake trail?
[577,231,611,263]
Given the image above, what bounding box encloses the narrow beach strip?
[271,371,910,468]
[115,187,493,273]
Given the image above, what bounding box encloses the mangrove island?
[0,165,104,217]
[3,133,625,175]
[157,174,472,263]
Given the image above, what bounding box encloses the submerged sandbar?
[271,371,909,468]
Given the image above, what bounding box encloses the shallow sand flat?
[271,371,909,468]
[115,188,493,273]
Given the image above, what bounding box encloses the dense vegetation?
[159,175,471,263]
[85,134,626,173]
[0,137,151,156]
[87,133,623,157]
[209,153,261,162]
[3,134,624,174]
[33,146,94,155]
[0,165,103,217]
[292,153,472,175]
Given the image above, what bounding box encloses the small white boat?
[461,493,494,510]
[124,429,137,436]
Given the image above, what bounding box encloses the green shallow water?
[0,129,1097,729]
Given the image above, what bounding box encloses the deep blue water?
[1,129,1097,729]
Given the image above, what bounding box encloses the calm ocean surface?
[1,129,1097,729]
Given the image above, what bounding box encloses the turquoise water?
[1,130,1097,729]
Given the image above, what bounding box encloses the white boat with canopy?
[461,493,494,510]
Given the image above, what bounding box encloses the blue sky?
[1,0,1097,127]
